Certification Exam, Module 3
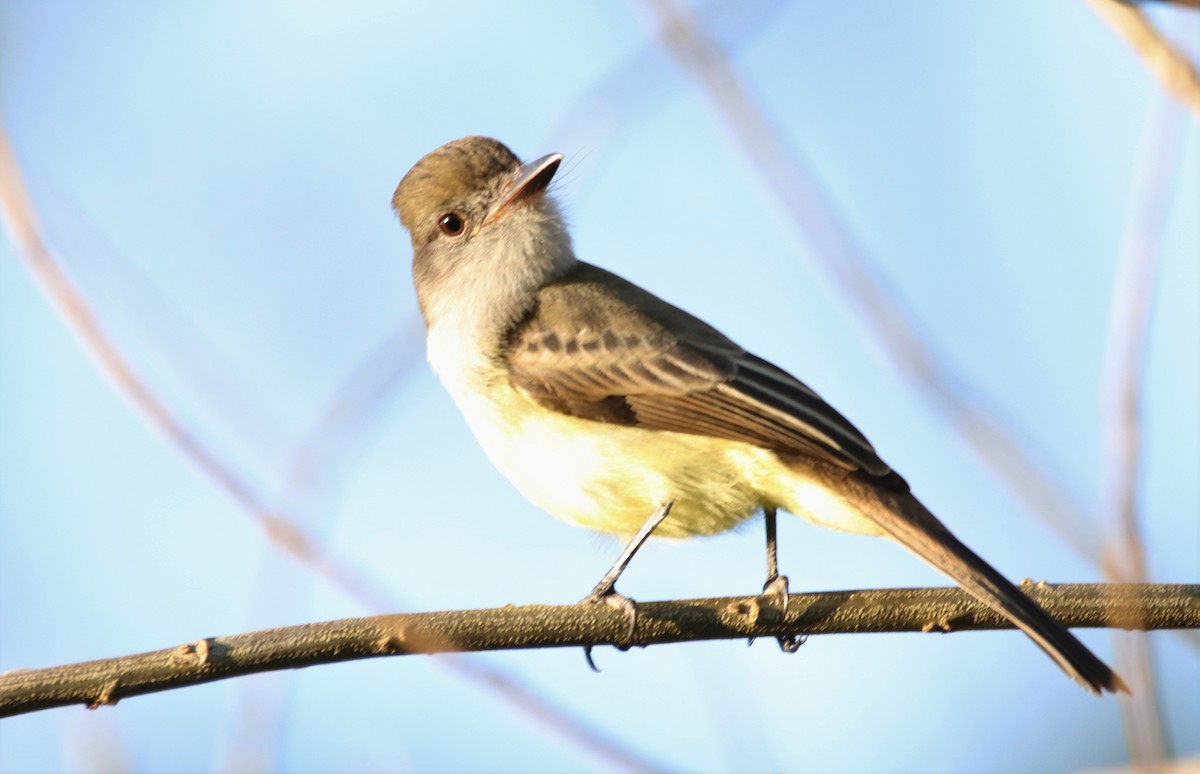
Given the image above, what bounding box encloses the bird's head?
[393,136,573,326]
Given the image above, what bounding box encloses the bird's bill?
[484,152,563,225]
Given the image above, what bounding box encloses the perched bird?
[392,135,1125,694]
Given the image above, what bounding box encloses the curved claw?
[582,586,639,644]
[778,634,805,653]
[762,574,791,616]
[581,586,639,669]
[761,574,803,653]
[578,501,671,668]
[583,645,601,672]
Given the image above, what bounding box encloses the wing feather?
[505,263,897,482]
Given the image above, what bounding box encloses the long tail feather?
[849,480,1127,695]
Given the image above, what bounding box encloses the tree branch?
[1089,0,1200,120]
[0,120,667,772]
[1099,83,1188,764]
[3,583,1195,719]
[641,0,1100,561]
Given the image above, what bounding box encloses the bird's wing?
[505,263,895,479]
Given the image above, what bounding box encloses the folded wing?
[505,263,897,482]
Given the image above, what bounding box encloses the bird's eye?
[438,212,465,237]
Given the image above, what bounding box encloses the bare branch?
[0,124,663,772]
[543,0,785,199]
[1088,0,1200,119]
[0,125,379,602]
[1099,89,1189,763]
[2,583,1195,719]
[641,0,1101,558]
[1135,1,1200,10]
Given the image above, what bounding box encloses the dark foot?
[582,583,639,642]
[762,573,790,614]
[581,584,639,671]
[761,574,803,653]
[578,501,673,671]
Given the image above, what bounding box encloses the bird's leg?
[762,506,787,603]
[761,506,802,653]
[583,500,674,604]
[581,500,673,669]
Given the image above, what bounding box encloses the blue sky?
[1,2,1197,771]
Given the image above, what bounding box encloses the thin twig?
[219,317,428,768]
[543,0,785,200]
[2,583,1195,720]
[0,124,664,773]
[279,315,427,510]
[1099,88,1187,765]
[642,0,1100,559]
[0,126,372,602]
[1135,1,1200,10]
[1089,0,1200,120]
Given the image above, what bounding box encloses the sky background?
[1,2,1197,772]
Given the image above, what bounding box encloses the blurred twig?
[3,583,1195,719]
[0,124,388,609]
[1136,1,1200,10]
[1082,756,1200,774]
[207,197,425,769]
[31,178,294,471]
[1099,89,1187,765]
[0,124,665,773]
[544,0,785,199]
[219,318,428,769]
[280,315,426,510]
[1089,0,1200,120]
[641,0,1101,559]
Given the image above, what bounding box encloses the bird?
[391,135,1125,694]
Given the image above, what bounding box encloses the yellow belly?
[454,380,885,540]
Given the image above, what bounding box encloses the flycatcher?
[392,136,1124,695]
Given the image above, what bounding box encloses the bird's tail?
[849,479,1127,695]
